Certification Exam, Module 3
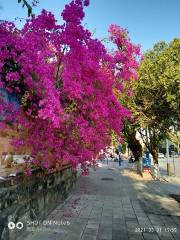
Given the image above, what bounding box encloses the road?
[158,157,180,177]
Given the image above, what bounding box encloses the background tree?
[128,39,180,165]
[168,131,180,153]
[123,121,142,162]
[119,84,143,162]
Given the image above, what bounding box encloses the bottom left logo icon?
[8,222,15,230]
[8,222,24,230]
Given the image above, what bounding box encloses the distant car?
[158,153,165,158]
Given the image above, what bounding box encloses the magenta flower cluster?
[0,0,140,174]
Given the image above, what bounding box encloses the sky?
[0,0,179,52]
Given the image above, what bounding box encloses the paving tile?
[112,230,128,240]
[143,232,160,240]
[81,234,97,240]
[86,223,100,229]
[128,233,144,240]
[84,227,99,235]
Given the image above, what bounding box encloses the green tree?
[130,39,180,165]
[120,82,143,163]
[168,131,180,153]
[123,121,142,162]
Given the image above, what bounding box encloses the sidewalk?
[160,174,180,185]
[22,161,180,240]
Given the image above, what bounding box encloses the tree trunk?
[151,147,158,165]
[150,146,160,179]
[127,132,142,162]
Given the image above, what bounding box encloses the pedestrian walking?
[118,152,122,166]
[117,145,122,166]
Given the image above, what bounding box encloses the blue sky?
[0,0,179,52]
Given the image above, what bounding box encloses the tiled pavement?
[23,161,180,240]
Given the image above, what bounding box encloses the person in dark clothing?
[118,152,122,166]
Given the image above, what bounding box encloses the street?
[158,157,180,177]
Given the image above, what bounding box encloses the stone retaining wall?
[0,166,77,240]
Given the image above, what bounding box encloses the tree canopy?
[124,39,180,164]
[136,39,180,131]
[0,0,140,174]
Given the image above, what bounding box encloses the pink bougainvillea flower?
[0,0,141,174]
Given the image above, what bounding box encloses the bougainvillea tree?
[0,0,140,174]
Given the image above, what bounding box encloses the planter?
[0,164,77,240]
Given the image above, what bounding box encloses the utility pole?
[166,139,170,176]
[172,151,175,175]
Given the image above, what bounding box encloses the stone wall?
[0,166,77,240]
